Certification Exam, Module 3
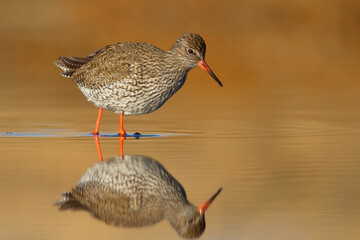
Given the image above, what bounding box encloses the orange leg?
[119,113,126,136]
[119,136,125,158]
[93,108,103,135]
[94,135,103,162]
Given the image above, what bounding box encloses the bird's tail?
[54,56,92,78]
[54,191,85,210]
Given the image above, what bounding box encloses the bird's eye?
[187,48,194,54]
[187,219,193,225]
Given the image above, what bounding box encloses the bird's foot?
[118,129,126,137]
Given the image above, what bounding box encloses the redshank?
[56,155,222,239]
[54,33,223,135]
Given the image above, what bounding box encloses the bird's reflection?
[56,155,222,239]
[94,135,125,162]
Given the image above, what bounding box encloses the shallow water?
[2,78,360,240]
[2,1,360,240]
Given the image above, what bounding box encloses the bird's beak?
[198,187,223,215]
[198,60,223,87]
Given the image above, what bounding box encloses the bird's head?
[168,187,223,239]
[169,33,223,87]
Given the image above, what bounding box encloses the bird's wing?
[71,42,162,90]
[72,181,143,213]
[75,171,146,213]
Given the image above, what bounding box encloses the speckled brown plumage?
[55,155,222,239]
[54,33,222,116]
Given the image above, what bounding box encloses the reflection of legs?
[93,108,103,135]
[119,136,125,158]
[119,113,126,136]
[94,135,103,162]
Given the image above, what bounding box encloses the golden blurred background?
[2,0,360,88]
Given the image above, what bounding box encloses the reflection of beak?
[198,60,223,87]
[197,187,223,215]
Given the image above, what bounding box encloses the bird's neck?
[167,39,182,55]
[165,49,193,73]
[165,202,196,230]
